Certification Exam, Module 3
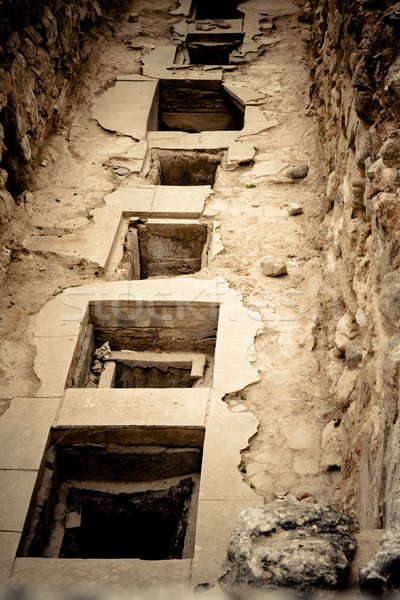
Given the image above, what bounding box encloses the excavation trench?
[153,80,244,132]
[19,428,203,560]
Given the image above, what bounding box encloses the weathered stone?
[321,421,342,470]
[128,12,139,22]
[335,312,358,354]
[345,345,363,368]
[218,502,358,593]
[286,163,309,179]
[260,255,287,277]
[288,203,303,216]
[381,130,400,169]
[379,272,400,331]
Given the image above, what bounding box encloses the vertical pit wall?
[308,0,400,589]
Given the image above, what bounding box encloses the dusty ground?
[0,1,342,507]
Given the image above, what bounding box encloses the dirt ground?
[0,0,343,508]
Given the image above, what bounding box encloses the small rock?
[288,203,303,215]
[39,267,47,272]
[114,166,131,177]
[40,159,48,167]
[260,255,287,277]
[286,163,309,179]
[345,345,362,368]
[128,12,138,22]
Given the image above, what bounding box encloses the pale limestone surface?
[226,142,256,170]
[0,398,58,469]
[11,558,192,586]
[92,80,158,139]
[0,470,38,532]
[57,388,210,427]
[191,500,263,585]
[0,533,20,582]
[200,395,258,501]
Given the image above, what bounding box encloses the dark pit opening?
[115,363,196,388]
[19,428,204,560]
[146,150,221,186]
[193,0,240,20]
[60,479,193,559]
[154,80,244,133]
[186,39,243,65]
[68,300,219,389]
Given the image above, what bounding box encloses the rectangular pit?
[122,219,209,279]
[68,300,219,389]
[146,150,222,186]
[186,39,244,65]
[153,80,244,133]
[192,0,241,20]
[19,427,204,560]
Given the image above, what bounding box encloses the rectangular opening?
[193,0,240,20]
[186,38,244,65]
[68,300,220,389]
[19,427,204,560]
[122,220,209,279]
[146,150,222,186]
[153,80,244,133]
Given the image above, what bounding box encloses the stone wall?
[0,0,129,280]
[308,0,400,590]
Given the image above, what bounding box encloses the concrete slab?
[0,470,38,532]
[92,80,159,139]
[0,398,58,470]
[0,532,20,583]
[57,388,210,427]
[24,227,120,270]
[200,395,258,501]
[105,186,155,213]
[238,107,279,138]
[226,142,256,170]
[191,499,263,585]
[224,83,266,107]
[11,557,192,586]
[147,130,238,150]
[152,186,210,218]
[33,336,78,398]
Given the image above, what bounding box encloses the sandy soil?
[0,0,342,507]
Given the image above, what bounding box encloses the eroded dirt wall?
[0,0,129,280]
[307,0,400,589]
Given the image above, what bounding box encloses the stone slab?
[200,396,258,501]
[105,187,155,213]
[33,336,78,398]
[11,558,192,586]
[92,80,159,140]
[191,499,263,586]
[57,388,210,428]
[0,532,20,583]
[152,186,210,218]
[147,130,238,150]
[0,398,58,470]
[24,227,120,270]
[0,470,38,532]
[224,84,266,107]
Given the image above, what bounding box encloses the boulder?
[286,163,309,179]
[260,255,287,277]
[218,502,358,593]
